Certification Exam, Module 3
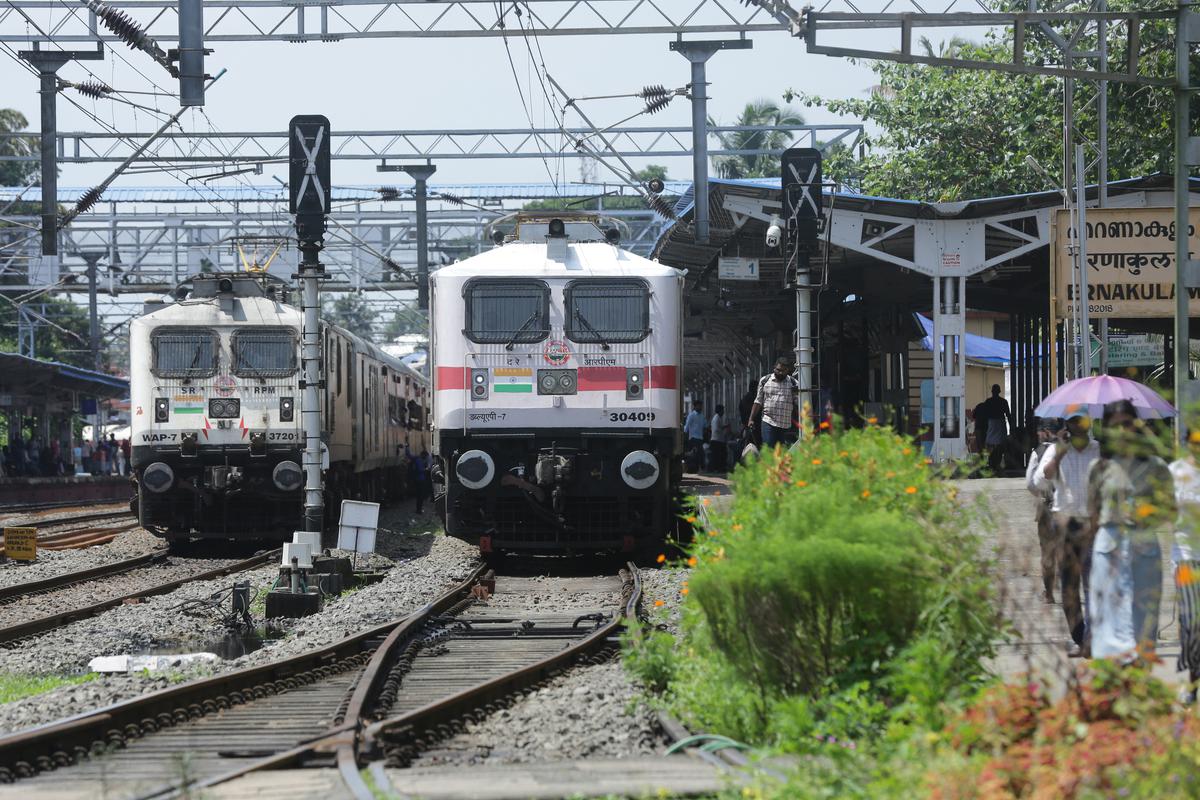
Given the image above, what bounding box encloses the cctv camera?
[765,216,783,249]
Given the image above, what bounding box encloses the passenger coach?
[430,215,685,555]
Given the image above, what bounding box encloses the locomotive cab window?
[464,279,550,345]
[565,279,649,344]
[151,327,219,379]
[231,328,297,378]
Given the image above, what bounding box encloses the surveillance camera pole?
[289,116,331,534]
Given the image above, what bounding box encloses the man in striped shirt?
[1034,410,1101,656]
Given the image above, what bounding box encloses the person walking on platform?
[709,404,730,473]
[747,358,801,449]
[1169,434,1200,702]
[1087,400,1173,663]
[1026,418,1062,603]
[982,384,1013,471]
[1035,409,1100,657]
[683,400,705,473]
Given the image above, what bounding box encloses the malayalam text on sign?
[1053,207,1200,319]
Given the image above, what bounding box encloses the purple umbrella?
[1035,375,1176,420]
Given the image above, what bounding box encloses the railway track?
[0,550,280,648]
[0,510,138,557]
[0,562,641,799]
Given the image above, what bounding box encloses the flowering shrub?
[686,424,996,696]
[930,660,1199,800]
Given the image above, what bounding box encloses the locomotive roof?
[431,241,681,281]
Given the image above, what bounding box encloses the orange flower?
[811,459,822,466]
[819,420,831,430]
[867,416,878,425]
[732,524,743,531]
[905,486,917,494]
[687,556,698,567]
[1181,564,1197,586]
[902,447,913,456]
[839,451,849,457]
[795,480,807,487]
[885,471,896,478]
[1136,503,1158,520]
[707,529,718,537]
[861,489,871,499]
[702,497,711,506]
[685,515,697,524]
[682,580,689,587]
[681,587,689,595]
[654,599,665,607]
[656,554,666,564]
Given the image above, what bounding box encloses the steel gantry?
[0,124,865,166]
[0,0,790,42]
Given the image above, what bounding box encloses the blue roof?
[915,314,1011,366]
[0,353,128,395]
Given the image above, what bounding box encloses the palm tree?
[708,100,805,179]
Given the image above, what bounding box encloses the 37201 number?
[609,411,655,422]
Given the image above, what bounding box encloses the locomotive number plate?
[608,411,656,422]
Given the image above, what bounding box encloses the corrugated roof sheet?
[0,353,128,397]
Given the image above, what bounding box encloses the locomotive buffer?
[289,115,331,534]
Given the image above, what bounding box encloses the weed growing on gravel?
[0,672,96,704]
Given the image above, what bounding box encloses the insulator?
[438,192,465,206]
[639,84,668,99]
[377,186,401,201]
[646,192,678,220]
[88,1,151,52]
[644,95,673,115]
[73,81,114,100]
[74,187,103,216]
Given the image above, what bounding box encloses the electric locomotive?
[430,215,685,554]
[129,273,428,543]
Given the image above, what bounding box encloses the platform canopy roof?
[0,353,128,401]
[653,174,1190,390]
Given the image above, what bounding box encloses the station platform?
[0,475,131,506]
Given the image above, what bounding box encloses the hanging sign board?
[718,256,759,281]
[1053,207,1200,319]
[4,527,36,561]
[1106,333,1163,367]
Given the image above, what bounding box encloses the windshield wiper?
[574,309,610,351]
[504,311,540,351]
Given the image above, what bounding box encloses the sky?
[0,23,892,191]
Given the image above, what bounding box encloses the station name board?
[1053,207,1200,319]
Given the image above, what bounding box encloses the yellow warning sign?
[4,528,36,561]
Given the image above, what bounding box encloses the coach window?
[564,280,649,345]
[231,328,297,378]
[151,327,219,379]
[464,279,550,345]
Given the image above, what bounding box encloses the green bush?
[686,425,995,697]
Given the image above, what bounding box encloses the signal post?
[289,115,332,533]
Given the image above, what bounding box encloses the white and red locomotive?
[429,216,685,554]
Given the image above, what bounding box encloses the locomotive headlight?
[154,397,169,423]
[620,450,659,490]
[272,460,304,492]
[626,368,644,400]
[471,368,489,400]
[142,462,174,493]
[455,449,495,490]
[279,396,294,422]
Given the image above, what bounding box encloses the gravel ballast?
[413,660,662,766]
[0,672,202,735]
[0,529,164,591]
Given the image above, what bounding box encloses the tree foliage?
[383,306,427,341]
[0,109,37,187]
[788,1,1177,201]
[0,297,95,368]
[521,165,672,212]
[708,99,806,179]
[322,293,377,341]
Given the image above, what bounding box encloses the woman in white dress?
[1170,436,1200,701]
